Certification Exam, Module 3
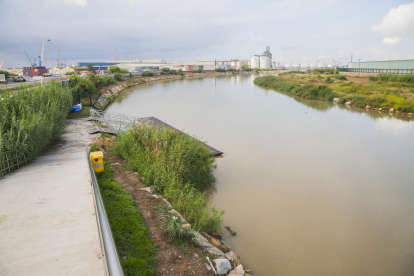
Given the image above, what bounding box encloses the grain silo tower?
[251,56,260,69]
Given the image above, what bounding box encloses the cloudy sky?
[1,0,413,68]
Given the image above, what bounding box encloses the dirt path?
[106,153,214,276]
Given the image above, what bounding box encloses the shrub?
[325,77,333,83]
[102,75,116,86]
[109,66,128,74]
[114,73,124,81]
[368,76,379,82]
[241,65,251,71]
[161,68,171,75]
[160,213,193,241]
[69,75,96,98]
[215,68,226,72]
[194,68,203,73]
[334,75,347,80]
[142,71,154,77]
[378,74,414,83]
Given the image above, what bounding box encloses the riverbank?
[254,72,414,116]
[93,70,282,110]
[93,135,254,275]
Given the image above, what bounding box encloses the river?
[108,74,414,276]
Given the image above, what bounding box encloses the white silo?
[236,61,241,69]
[317,63,325,68]
[301,63,310,70]
[260,56,271,69]
[231,60,237,68]
[251,56,260,69]
[284,63,292,69]
[292,63,300,70]
[310,63,317,69]
[217,61,224,65]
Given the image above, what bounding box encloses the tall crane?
[39,38,44,67]
[151,49,155,60]
[24,51,35,66]
[56,46,61,67]
[0,59,3,70]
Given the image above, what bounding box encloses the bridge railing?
[87,149,124,276]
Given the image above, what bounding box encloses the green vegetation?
[114,73,125,81]
[255,73,414,112]
[194,68,203,73]
[160,212,193,241]
[377,74,414,83]
[115,124,223,234]
[70,75,96,99]
[65,71,76,76]
[0,82,72,172]
[96,159,157,275]
[241,65,251,71]
[0,70,14,77]
[215,68,226,72]
[86,63,94,72]
[142,71,154,77]
[109,66,129,74]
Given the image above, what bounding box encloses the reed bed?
[115,124,223,234]
[0,82,72,175]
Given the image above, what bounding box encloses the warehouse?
[346,59,414,74]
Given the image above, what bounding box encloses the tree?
[161,68,171,75]
[0,70,13,77]
[241,65,251,71]
[109,66,129,74]
[86,63,94,72]
[142,71,154,77]
[69,75,96,98]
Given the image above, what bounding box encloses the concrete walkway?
[0,120,105,276]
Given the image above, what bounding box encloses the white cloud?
[382,37,401,45]
[372,1,414,43]
[65,0,87,7]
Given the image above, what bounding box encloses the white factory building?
[250,46,276,69]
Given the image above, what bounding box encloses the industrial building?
[345,59,414,74]
[283,63,326,70]
[250,46,273,69]
[78,59,166,71]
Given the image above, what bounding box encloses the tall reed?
[0,82,72,169]
[115,124,223,233]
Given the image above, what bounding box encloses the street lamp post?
[47,39,52,76]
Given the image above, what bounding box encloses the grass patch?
[115,124,224,234]
[96,158,157,275]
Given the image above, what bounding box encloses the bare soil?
[105,151,215,276]
[346,77,370,84]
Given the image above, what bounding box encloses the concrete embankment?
[0,120,104,275]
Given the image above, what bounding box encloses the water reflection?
[109,73,414,276]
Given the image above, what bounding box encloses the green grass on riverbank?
[96,158,157,276]
[255,74,414,113]
[115,124,224,234]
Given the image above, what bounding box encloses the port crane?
[56,46,61,67]
[24,51,36,66]
[0,59,3,70]
[39,38,44,67]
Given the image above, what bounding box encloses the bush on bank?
[0,82,72,166]
[254,75,339,101]
[96,159,156,276]
[115,124,223,234]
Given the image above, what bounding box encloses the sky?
[1,0,414,68]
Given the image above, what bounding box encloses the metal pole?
[358,59,362,76]
[48,39,52,76]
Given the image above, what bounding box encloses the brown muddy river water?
[109,74,414,276]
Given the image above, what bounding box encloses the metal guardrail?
[90,109,148,133]
[339,68,414,74]
[87,149,124,276]
[0,150,28,178]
